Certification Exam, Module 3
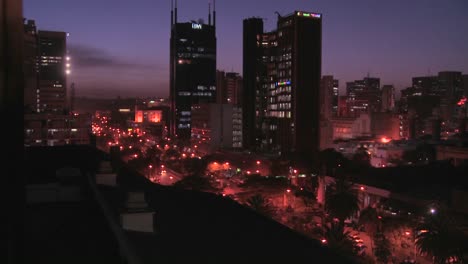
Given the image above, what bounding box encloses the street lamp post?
[148,164,153,180]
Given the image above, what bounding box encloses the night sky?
[24,0,468,98]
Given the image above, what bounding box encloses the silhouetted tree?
[325,177,359,227]
[173,174,217,192]
[322,222,355,256]
[318,148,346,175]
[373,232,391,263]
[415,205,466,264]
[359,206,379,237]
[246,194,274,217]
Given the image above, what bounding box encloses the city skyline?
[24,0,468,98]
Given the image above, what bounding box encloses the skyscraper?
[24,19,38,113]
[412,76,439,96]
[37,30,67,114]
[216,70,243,105]
[346,77,381,115]
[319,76,336,150]
[381,85,395,112]
[320,76,336,120]
[169,2,217,140]
[242,17,264,150]
[224,72,242,105]
[332,78,339,116]
[243,11,322,161]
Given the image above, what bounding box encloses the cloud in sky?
[69,44,168,98]
[69,44,162,70]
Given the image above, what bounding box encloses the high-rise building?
[332,78,339,116]
[381,85,395,112]
[216,70,225,104]
[37,30,68,114]
[224,72,242,105]
[319,76,337,150]
[216,70,243,105]
[346,77,381,115]
[412,76,439,96]
[169,3,216,140]
[24,19,38,113]
[463,75,468,97]
[243,11,322,160]
[242,18,264,150]
[320,76,335,120]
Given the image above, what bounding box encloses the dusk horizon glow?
[24,0,468,98]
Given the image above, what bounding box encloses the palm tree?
[246,194,274,217]
[373,232,391,263]
[359,206,379,234]
[322,222,355,256]
[325,176,360,227]
[415,207,465,264]
[359,206,379,253]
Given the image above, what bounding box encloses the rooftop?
[24,145,355,263]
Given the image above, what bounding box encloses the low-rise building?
[24,113,91,146]
[191,103,242,152]
[331,113,371,140]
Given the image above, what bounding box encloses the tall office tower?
[37,30,67,114]
[332,78,339,116]
[346,77,381,115]
[242,17,264,150]
[320,76,335,120]
[438,71,463,120]
[216,70,225,104]
[24,19,38,113]
[438,71,463,99]
[3,1,25,262]
[224,72,242,105]
[216,70,243,105]
[463,75,468,97]
[381,85,395,112]
[320,76,335,149]
[169,2,217,140]
[244,11,322,160]
[412,76,439,95]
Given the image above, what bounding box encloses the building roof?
[24,145,355,263]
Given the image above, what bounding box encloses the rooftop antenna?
[213,0,216,27]
[171,0,174,25]
[208,2,211,25]
[175,0,178,23]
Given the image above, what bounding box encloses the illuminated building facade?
[24,113,91,146]
[38,30,68,114]
[191,103,242,151]
[244,11,322,160]
[169,3,217,140]
[24,19,38,113]
[346,77,381,115]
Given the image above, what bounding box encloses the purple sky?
[24,0,468,98]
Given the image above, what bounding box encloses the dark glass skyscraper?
[169,3,216,140]
[243,11,322,161]
[242,17,264,150]
[38,30,67,114]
